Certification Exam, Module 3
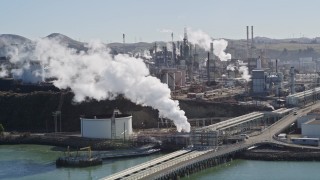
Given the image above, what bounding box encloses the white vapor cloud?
[238,60,251,81]
[6,38,191,132]
[227,64,236,71]
[187,28,212,51]
[0,64,8,77]
[185,28,231,61]
[212,39,231,61]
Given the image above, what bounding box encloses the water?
[2,145,320,180]
[0,144,163,180]
[184,159,320,180]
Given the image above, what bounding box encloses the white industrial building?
[297,115,317,128]
[301,119,320,138]
[289,114,320,146]
[286,87,320,107]
[80,109,132,139]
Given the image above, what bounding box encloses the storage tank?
[80,111,132,139]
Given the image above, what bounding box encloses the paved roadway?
[102,102,320,180]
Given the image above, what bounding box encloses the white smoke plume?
[0,64,8,77]
[8,38,191,132]
[185,28,231,61]
[187,28,211,51]
[264,102,275,111]
[239,65,251,81]
[212,39,231,61]
[227,64,236,71]
[166,42,173,52]
[142,50,152,60]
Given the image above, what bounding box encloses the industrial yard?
[2,25,320,151]
[2,11,320,180]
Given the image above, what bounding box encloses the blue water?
[1,145,320,180]
[184,159,320,180]
[0,144,162,180]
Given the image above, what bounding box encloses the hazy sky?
[2,0,320,43]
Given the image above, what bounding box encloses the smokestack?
[251,26,254,45]
[207,52,210,83]
[184,27,188,41]
[210,42,213,55]
[123,33,125,44]
[246,26,249,58]
[171,32,173,42]
[276,59,278,73]
[172,32,174,67]
[290,67,295,94]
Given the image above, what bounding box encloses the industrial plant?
[2,26,320,178]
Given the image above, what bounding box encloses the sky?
[1,0,320,43]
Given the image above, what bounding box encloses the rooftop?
[81,114,131,119]
[305,119,320,125]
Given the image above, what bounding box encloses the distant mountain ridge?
[0,34,32,47]
[1,33,320,60]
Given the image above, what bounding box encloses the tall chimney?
[246,26,249,58]
[276,59,278,73]
[210,42,214,55]
[207,52,210,83]
[290,67,295,94]
[251,26,254,45]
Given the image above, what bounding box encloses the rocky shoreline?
[237,144,320,161]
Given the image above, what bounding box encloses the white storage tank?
[80,110,132,139]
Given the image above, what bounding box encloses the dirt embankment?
[237,144,320,161]
[0,133,132,150]
[0,91,270,132]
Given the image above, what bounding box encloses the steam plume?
[0,64,8,77]
[7,39,191,132]
[212,39,231,61]
[186,28,231,61]
[227,64,236,71]
[238,60,251,81]
[187,28,211,50]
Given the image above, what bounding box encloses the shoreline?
[2,133,320,162]
[236,144,320,161]
[0,133,133,151]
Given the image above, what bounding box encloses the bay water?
[1,145,320,180]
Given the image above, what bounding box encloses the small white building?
[297,115,316,128]
[302,119,320,138]
[80,110,132,139]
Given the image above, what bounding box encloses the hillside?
[1,33,320,61]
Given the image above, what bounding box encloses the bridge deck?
[102,149,191,180]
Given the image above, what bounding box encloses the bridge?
[102,103,320,180]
